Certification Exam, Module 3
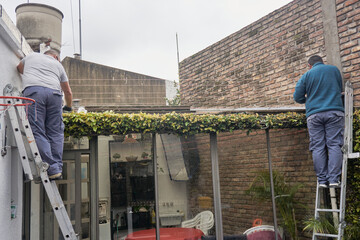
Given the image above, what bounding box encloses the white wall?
[0,5,32,240]
[156,135,188,218]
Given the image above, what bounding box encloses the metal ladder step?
[315,208,340,213]
[314,233,339,238]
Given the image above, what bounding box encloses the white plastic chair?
[181,210,214,235]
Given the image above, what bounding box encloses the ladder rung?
[348,152,360,159]
[316,208,340,213]
[314,233,338,238]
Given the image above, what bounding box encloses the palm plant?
[303,215,337,235]
[246,170,303,240]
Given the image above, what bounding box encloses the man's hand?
[63,105,72,112]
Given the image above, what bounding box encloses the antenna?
[79,0,82,58]
[176,33,180,79]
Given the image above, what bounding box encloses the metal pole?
[152,134,160,240]
[78,0,82,58]
[176,33,180,76]
[75,152,82,239]
[265,129,279,240]
[127,207,133,234]
[210,133,223,239]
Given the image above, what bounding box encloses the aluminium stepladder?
[312,81,359,240]
[3,84,78,240]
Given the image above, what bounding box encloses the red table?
[125,228,204,240]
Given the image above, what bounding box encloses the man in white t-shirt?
[17,49,73,180]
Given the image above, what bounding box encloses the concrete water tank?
[15,3,64,53]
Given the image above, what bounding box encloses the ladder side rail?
[312,182,321,240]
[7,104,34,181]
[41,172,77,240]
[7,89,46,170]
[338,81,353,238]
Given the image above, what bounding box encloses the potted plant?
[141,152,149,159]
[246,170,304,240]
[112,153,121,161]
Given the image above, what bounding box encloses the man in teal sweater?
[294,55,344,188]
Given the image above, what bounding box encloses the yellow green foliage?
[63,111,307,138]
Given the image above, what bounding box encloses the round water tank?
[15,3,64,53]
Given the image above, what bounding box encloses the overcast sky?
[2,0,292,81]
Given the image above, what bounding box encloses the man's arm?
[17,61,24,74]
[293,76,306,104]
[60,81,73,108]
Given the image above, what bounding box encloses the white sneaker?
[49,172,62,181]
[319,183,328,188]
[329,181,341,188]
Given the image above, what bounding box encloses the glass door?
[42,137,94,240]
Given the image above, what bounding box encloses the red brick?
[344,0,359,7]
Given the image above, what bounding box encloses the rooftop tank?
[15,3,64,53]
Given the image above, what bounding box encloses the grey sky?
[2,0,292,80]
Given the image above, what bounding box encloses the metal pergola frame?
[150,125,290,240]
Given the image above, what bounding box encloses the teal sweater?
[293,62,343,118]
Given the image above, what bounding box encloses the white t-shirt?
[21,52,69,91]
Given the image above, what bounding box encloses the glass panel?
[81,222,90,239]
[82,202,90,219]
[159,133,208,234]
[69,161,76,180]
[215,129,306,238]
[81,162,88,180]
[108,133,154,239]
[70,204,76,221]
[64,136,89,150]
[82,182,89,199]
[58,184,68,201]
[121,133,207,240]
[62,162,68,179]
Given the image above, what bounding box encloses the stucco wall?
[0,6,32,240]
[62,57,167,107]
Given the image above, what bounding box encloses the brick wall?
[337,0,360,105]
[180,0,360,108]
[180,0,325,108]
[189,129,314,237]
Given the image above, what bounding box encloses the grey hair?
[44,49,60,57]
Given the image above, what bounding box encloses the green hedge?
[63,110,360,236]
[63,111,307,138]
